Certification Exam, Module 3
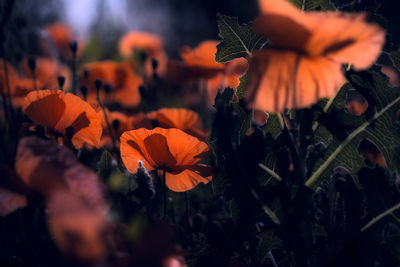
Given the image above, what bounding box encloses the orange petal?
[165,169,212,192]
[144,133,178,169]
[246,50,344,112]
[180,41,224,70]
[120,128,158,172]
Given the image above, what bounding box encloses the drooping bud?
[69,40,78,55]
[58,76,66,91]
[112,119,120,132]
[28,56,36,72]
[94,79,103,95]
[80,86,88,99]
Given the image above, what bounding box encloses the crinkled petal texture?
[246,50,344,112]
[255,0,385,67]
[147,108,207,139]
[120,128,213,192]
[23,90,102,149]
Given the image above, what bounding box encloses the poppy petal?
[246,50,344,112]
[165,169,212,192]
[144,133,178,169]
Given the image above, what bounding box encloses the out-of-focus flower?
[15,137,113,260]
[44,22,84,59]
[358,138,387,168]
[19,58,71,90]
[146,108,207,139]
[381,65,400,86]
[0,61,39,107]
[180,41,248,106]
[120,128,213,192]
[246,0,385,113]
[345,89,368,115]
[119,31,168,77]
[0,187,27,217]
[79,61,142,108]
[98,108,133,147]
[22,89,102,149]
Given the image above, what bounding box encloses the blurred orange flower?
[120,128,213,192]
[98,108,133,147]
[22,89,102,149]
[180,41,248,106]
[44,22,83,59]
[0,61,38,107]
[246,0,385,113]
[15,137,112,260]
[147,108,207,139]
[20,57,71,90]
[79,61,142,108]
[119,31,168,77]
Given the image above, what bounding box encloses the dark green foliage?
[216,14,266,63]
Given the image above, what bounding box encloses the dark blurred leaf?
[390,49,400,72]
[236,72,248,99]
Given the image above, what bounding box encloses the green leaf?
[262,114,284,139]
[236,72,248,99]
[306,68,400,189]
[257,230,283,262]
[390,50,400,72]
[288,0,336,10]
[216,14,266,63]
[97,150,113,180]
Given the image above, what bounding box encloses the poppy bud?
[104,83,113,94]
[28,56,36,72]
[80,85,88,98]
[58,76,66,90]
[151,58,158,71]
[112,119,120,132]
[135,161,155,201]
[139,85,146,98]
[140,51,148,63]
[94,79,103,95]
[69,40,78,55]
[83,69,90,80]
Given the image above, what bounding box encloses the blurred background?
[1,0,399,61]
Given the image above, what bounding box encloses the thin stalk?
[361,202,400,232]
[71,53,77,94]
[306,95,400,189]
[259,163,282,182]
[162,169,167,217]
[96,92,116,150]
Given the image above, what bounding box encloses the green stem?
[162,169,167,217]
[306,95,400,189]
[361,202,400,232]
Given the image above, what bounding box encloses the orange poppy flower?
[15,136,112,260]
[180,41,248,106]
[147,108,207,139]
[98,108,133,147]
[22,89,102,149]
[44,22,84,59]
[20,57,71,90]
[0,61,39,107]
[120,128,213,192]
[119,31,168,77]
[79,61,142,108]
[246,0,385,113]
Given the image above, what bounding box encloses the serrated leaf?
[216,14,265,63]
[390,50,400,72]
[288,0,336,10]
[262,114,284,138]
[97,150,113,180]
[236,72,248,99]
[257,230,283,262]
[306,69,400,189]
